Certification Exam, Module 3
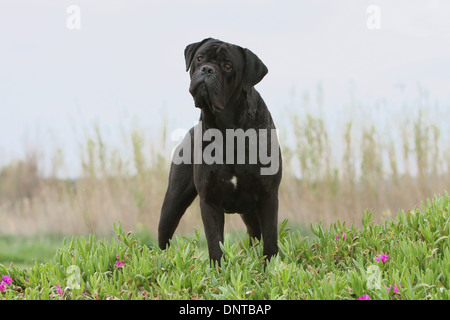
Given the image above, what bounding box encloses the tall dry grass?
[0,87,449,236]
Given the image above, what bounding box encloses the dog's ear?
[184,38,213,72]
[241,48,268,91]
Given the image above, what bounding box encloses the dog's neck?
[199,88,267,131]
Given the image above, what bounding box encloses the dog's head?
[185,38,268,114]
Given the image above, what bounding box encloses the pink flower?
[336,232,346,241]
[357,294,370,300]
[376,254,389,263]
[388,283,400,294]
[0,282,6,292]
[115,260,126,268]
[116,254,120,259]
[56,285,63,295]
[2,275,12,286]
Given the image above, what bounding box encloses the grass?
[0,192,449,300]
[0,234,65,268]
[1,86,448,237]
[0,85,448,300]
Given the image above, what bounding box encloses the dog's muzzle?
[189,64,223,112]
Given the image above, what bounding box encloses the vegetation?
[0,85,448,300]
[0,233,65,268]
[0,193,449,300]
[0,86,448,237]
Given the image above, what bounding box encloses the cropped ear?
[241,48,268,91]
[184,38,213,71]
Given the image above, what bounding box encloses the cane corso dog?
[158,38,282,264]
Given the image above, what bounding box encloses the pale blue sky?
[1,0,449,176]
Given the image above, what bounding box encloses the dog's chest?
[199,167,267,213]
[220,174,254,213]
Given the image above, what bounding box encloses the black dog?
[158,38,282,264]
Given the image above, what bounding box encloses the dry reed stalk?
[0,90,449,236]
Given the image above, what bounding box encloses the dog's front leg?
[257,192,279,260]
[158,163,197,250]
[200,199,224,265]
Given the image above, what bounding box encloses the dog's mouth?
[190,82,213,110]
[189,81,208,103]
[189,75,224,114]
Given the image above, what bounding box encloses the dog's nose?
[200,65,215,75]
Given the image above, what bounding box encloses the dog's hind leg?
[240,210,262,244]
[158,161,197,250]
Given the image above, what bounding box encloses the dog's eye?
[224,63,232,70]
[197,56,204,62]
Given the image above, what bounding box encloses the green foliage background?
[1,192,449,300]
